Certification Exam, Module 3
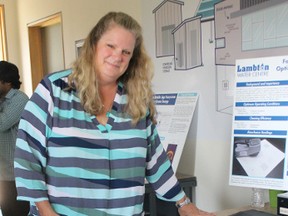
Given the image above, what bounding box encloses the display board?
[153,92,199,171]
[229,55,288,190]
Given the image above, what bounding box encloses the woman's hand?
[36,200,60,216]
[178,202,216,216]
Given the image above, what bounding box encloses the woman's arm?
[14,77,53,206]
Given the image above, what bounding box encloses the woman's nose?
[112,50,122,61]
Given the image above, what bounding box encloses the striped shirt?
[14,69,185,216]
[0,88,28,181]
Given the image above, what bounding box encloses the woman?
[14,12,214,216]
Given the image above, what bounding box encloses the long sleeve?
[14,77,53,202]
[145,121,185,202]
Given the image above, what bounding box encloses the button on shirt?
[0,88,29,181]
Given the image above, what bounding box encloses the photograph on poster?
[166,144,177,162]
[232,137,285,179]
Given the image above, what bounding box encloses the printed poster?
[153,92,199,171]
[229,55,288,190]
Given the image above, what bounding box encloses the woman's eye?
[107,44,114,48]
[122,50,131,56]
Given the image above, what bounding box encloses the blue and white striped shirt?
[14,69,184,216]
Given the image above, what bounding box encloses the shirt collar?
[5,88,17,100]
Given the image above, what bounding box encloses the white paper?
[153,92,198,171]
[229,55,288,190]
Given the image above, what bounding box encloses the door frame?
[28,12,63,90]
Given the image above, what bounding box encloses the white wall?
[0,0,20,76]
[141,0,269,212]
[2,0,269,213]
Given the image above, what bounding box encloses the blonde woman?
[14,12,214,216]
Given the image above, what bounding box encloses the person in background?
[0,61,30,216]
[14,12,215,216]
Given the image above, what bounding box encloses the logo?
[237,63,269,72]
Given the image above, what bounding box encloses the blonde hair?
[68,12,156,124]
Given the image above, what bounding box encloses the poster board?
[229,55,288,190]
[153,92,199,171]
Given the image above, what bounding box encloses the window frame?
[0,5,7,60]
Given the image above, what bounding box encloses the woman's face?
[94,25,136,85]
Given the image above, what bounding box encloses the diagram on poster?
[215,0,288,115]
[229,55,288,190]
[153,92,198,171]
[151,0,288,116]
